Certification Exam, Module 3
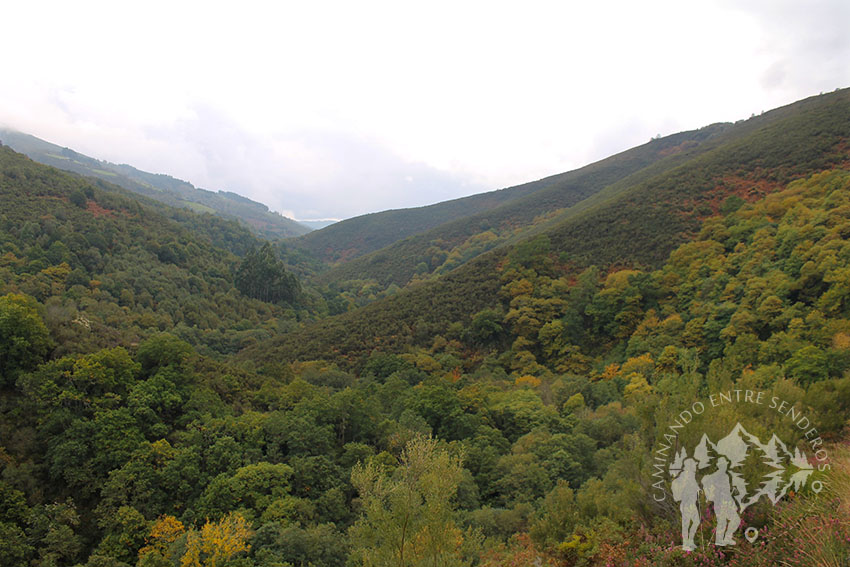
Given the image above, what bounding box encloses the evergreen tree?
[234,243,300,304]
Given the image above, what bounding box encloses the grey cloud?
[721,0,850,94]
[146,104,486,220]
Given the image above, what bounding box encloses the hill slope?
[0,145,299,355]
[0,128,310,239]
[309,123,731,288]
[292,174,565,264]
[242,88,850,366]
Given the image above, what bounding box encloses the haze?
[1,0,847,221]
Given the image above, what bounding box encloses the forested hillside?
[0,90,849,567]
[308,124,730,288]
[292,124,725,265]
[250,89,850,364]
[2,164,849,566]
[291,178,542,264]
[0,129,310,239]
[307,91,848,299]
[0,146,306,356]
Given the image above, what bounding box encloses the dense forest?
[0,129,310,239]
[0,89,849,567]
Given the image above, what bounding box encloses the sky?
[1,0,848,222]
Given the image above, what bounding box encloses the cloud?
[142,104,487,219]
[718,0,850,97]
[0,0,847,221]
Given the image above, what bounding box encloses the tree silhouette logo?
[668,422,817,551]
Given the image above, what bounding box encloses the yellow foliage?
[150,439,177,467]
[620,353,654,377]
[139,515,185,560]
[630,311,660,339]
[514,375,541,388]
[430,335,448,352]
[562,393,585,414]
[400,352,441,373]
[659,313,684,333]
[0,252,23,267]
[600,363,620,381]
[602,269,641,291]
[623,373,653,400]
[656,345,679,372]
[180,513,251,567]
[504,278,534,298]
[833,332,850,350]
[40,262,71,281]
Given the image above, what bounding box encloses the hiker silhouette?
[702,456,741,546]
[670,457,700,551]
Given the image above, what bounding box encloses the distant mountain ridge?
[243,88,850,365]
[0,128,311,239]
[292,173,552,264]
[307,122,731,288]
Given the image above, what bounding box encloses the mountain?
[2,90,849,567]
[0,144,300,356]
[0,128,311,239]
[313,90,850,294]
[291,171,555,264]
[244,88,850,365]
[302,124,731,286]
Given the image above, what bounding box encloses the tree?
[196,462,294,520]
[136,333,193,375]
[350,435,472,567]
[27,500,83,567]
[94,505,148,564]
[180,513,252,567]
[138,515,185,566]
[69,189,88,208]
[786,345,830,385]
[0,293,50,386]
[464,309,504,345]
[0,482,33,567]
[234,243,300,304]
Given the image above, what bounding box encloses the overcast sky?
[1,1,847,221]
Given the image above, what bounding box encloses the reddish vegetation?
[837,140,850,168]
[86,200,117,218]
[713,174,782,202]
[680,174,785,221]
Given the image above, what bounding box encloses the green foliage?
[196,462,294,521]
[465,309,504,345]
[252,522,348,567]
[0,145,301,356]
[0,92,848,567]
[0,128,310,239]
[311,123,730,289]
[350,435,473,567]
[136,333,193,374]
[362,352,415,382]
[0,293,50,386]
[248,90,850,366]
[69,188,88,208]
[235,243,300,304]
